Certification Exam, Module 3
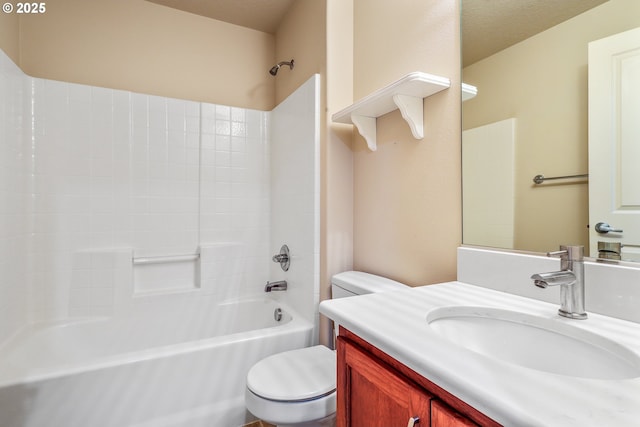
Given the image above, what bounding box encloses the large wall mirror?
[462,0,640,261]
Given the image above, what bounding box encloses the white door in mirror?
[589,26,640,262]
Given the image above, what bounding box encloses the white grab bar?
[132,253,199,265]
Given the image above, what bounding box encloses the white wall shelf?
[462,83,478,101]
[332,72,451,151]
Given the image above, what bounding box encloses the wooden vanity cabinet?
[432,401,480,427]
[337,333,432,426]
[337,328,501,427]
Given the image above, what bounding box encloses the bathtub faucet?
[265,280,288,292]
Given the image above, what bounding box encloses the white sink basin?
[427,306,640,380]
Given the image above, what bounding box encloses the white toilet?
[245,271,408,427]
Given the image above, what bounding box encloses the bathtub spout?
[265,280,287,292]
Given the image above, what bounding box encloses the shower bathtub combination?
[0,44,321,426]
[0,296,313,427]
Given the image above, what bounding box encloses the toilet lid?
[247,345,336,402]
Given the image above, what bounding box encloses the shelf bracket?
[351,114,378,151]
[331,72,452,152]
[350,95,423,151]
[392,94,423,139]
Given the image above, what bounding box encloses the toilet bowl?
[245,271,408,427]
[245,345,336,427]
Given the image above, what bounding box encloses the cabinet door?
[338,337,433,427]
[432,400,478,427]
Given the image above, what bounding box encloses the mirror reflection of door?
[589,26,640,261]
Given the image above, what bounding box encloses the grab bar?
[132,253,200,265]
[533,173,588,184]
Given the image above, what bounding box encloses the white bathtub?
[0,296,314,427]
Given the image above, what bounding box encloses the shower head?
[269,59,294,76]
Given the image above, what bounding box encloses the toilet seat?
[245,345,337,425]
[247,345,336,402]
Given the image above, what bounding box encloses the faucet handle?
[547,245,584,261]
[272,245,290,272]
[547,250,568,258]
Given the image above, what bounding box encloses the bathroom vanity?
[319,279,640,426]
[338,327,496,426]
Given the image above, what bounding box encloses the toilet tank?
[331,271,408,299]
[329,271,408,345]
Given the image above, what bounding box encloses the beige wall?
[14,0,276,109]
[325,0,354,279]
[0,9,19,64]
[352,0,462,286]
[322,0,354,345]
[274,0,326,106]
[463,0,640,253]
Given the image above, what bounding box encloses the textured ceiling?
[462,0,608,67]
[146,0,295,34]
[145,0,609,66]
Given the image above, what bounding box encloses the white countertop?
[319,281,640,426]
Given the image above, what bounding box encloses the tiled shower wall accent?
[0,52,29,342]
[0,48,270,322]
[129,93,201,258]
[68,249,132,318]
[269,75,320,336]
[199,103,270,298]
[0,49,316,331]
[29,79,269,320]
[28,79,198,318]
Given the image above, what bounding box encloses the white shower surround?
[0,50,29,345]
[26,75,274,321]
[269,76,322,338]
[0,48,321,426]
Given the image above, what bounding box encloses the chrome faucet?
[264,280,287,292]
[531,245,587,319]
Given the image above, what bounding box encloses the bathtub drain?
[274,308,283,322]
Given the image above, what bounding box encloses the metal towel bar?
[533,174,588,184]
[132,253,199,265]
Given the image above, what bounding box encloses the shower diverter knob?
[272,245,290,271]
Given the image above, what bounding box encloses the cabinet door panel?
[338,337,432,427]
[432,400,478,427]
